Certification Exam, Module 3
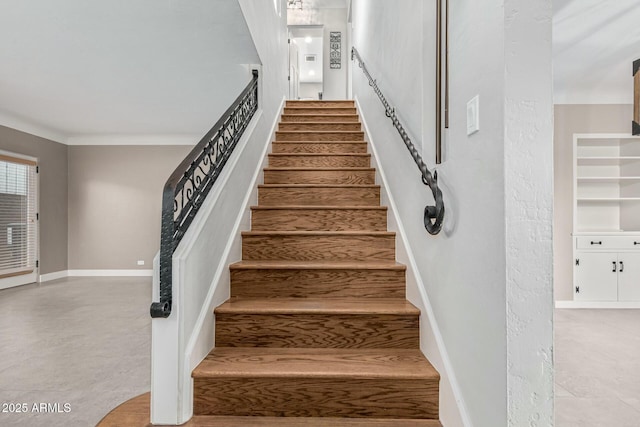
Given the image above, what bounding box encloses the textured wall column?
[504,0,554,425]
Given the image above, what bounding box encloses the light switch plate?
[467,95,480,135]
[137,260,145,266]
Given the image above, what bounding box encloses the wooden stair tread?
[259,184,378,188]
[277,130,363,133]
[264,167,375,171]
[214,298,419,315]
[282,114,360,117]
[230,260,405,270]
[273,142,367,145]
[190,416,442,426]
[278,122,361,125]
[269,153,370,157]
[242,230,394,236]
[193,348,438,380]
[250,205,387,210]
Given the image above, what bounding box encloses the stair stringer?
[357,97,472,427]
[150,97,285,425]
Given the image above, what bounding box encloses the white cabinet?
[618,253,640,301]
[572,134,640,304]
[574,252,617,301]
[574,251,640,301]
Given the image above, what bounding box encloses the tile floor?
[0,277,151,427]
[555,309,640,427]
[1,278,639,426]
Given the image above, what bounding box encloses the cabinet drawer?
[576,236,640,250]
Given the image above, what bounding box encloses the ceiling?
[553,0,640,104]
[0,0,637,143]
[0,0,260,142]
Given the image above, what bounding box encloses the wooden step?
[268,154,370,168]
[193,348,438,419]
[264,168,375,185]
[190,417,443,426]
[251,206,387,231]
[96,393,443,427]
[272,142,368,154]
[279,122,362,132]
[286,100,355,107]
[283,107,357,115]
[258,185,380,206]
[281,114,360,123]
[214,298,420,349]
[276,131,364,142]
[241,231,395,262]
[230,261,406,299]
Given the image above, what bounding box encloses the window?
[0,153,37,281]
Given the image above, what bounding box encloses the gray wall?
[554,104,633,300]
[67,145,191,270]
[0,125,68,275]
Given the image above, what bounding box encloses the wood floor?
[100,100,441,426]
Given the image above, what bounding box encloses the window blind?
[0,155,37,279]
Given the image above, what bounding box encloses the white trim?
[0,149,38,163]
[0,272,38,290]
[39,270,69,282]
[357,97,472,427]
[555,300,640,309]
[67,269,153,277]
[574,133,640,140]
[65,135,200,146]
[0,110,67,144]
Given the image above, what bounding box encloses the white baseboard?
[68,269,153,277]
[39,270,69,282]
[356,97,471,427]
[556,300,640,309]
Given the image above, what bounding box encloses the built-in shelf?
[578,197,640,202]
[577,176,640,182]
[577,157,640,166]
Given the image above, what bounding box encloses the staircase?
[191,100,441,426]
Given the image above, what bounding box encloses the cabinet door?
[575,252,618,301]
[618,253,640,301]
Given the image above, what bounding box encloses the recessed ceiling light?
[309,70,315,76]
[305,36,312,43]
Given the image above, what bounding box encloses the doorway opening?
[288,25,324,100]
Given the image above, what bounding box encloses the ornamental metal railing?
[150,70,259,318]
[351,48,445,235]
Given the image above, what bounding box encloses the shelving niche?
[573,134,640,304]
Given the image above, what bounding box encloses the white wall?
[288,8,348,100]
[299,83,323,99]
[150,1,288,424]
[351,0,553,425]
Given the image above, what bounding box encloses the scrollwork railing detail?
[150,70,259,318]
[351,48,444,235]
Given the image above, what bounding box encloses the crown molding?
[0,110,67,144]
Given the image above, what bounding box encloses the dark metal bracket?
[351,48,445,235]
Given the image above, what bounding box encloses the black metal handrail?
[150,70,259,318]
[351,48,444,235]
